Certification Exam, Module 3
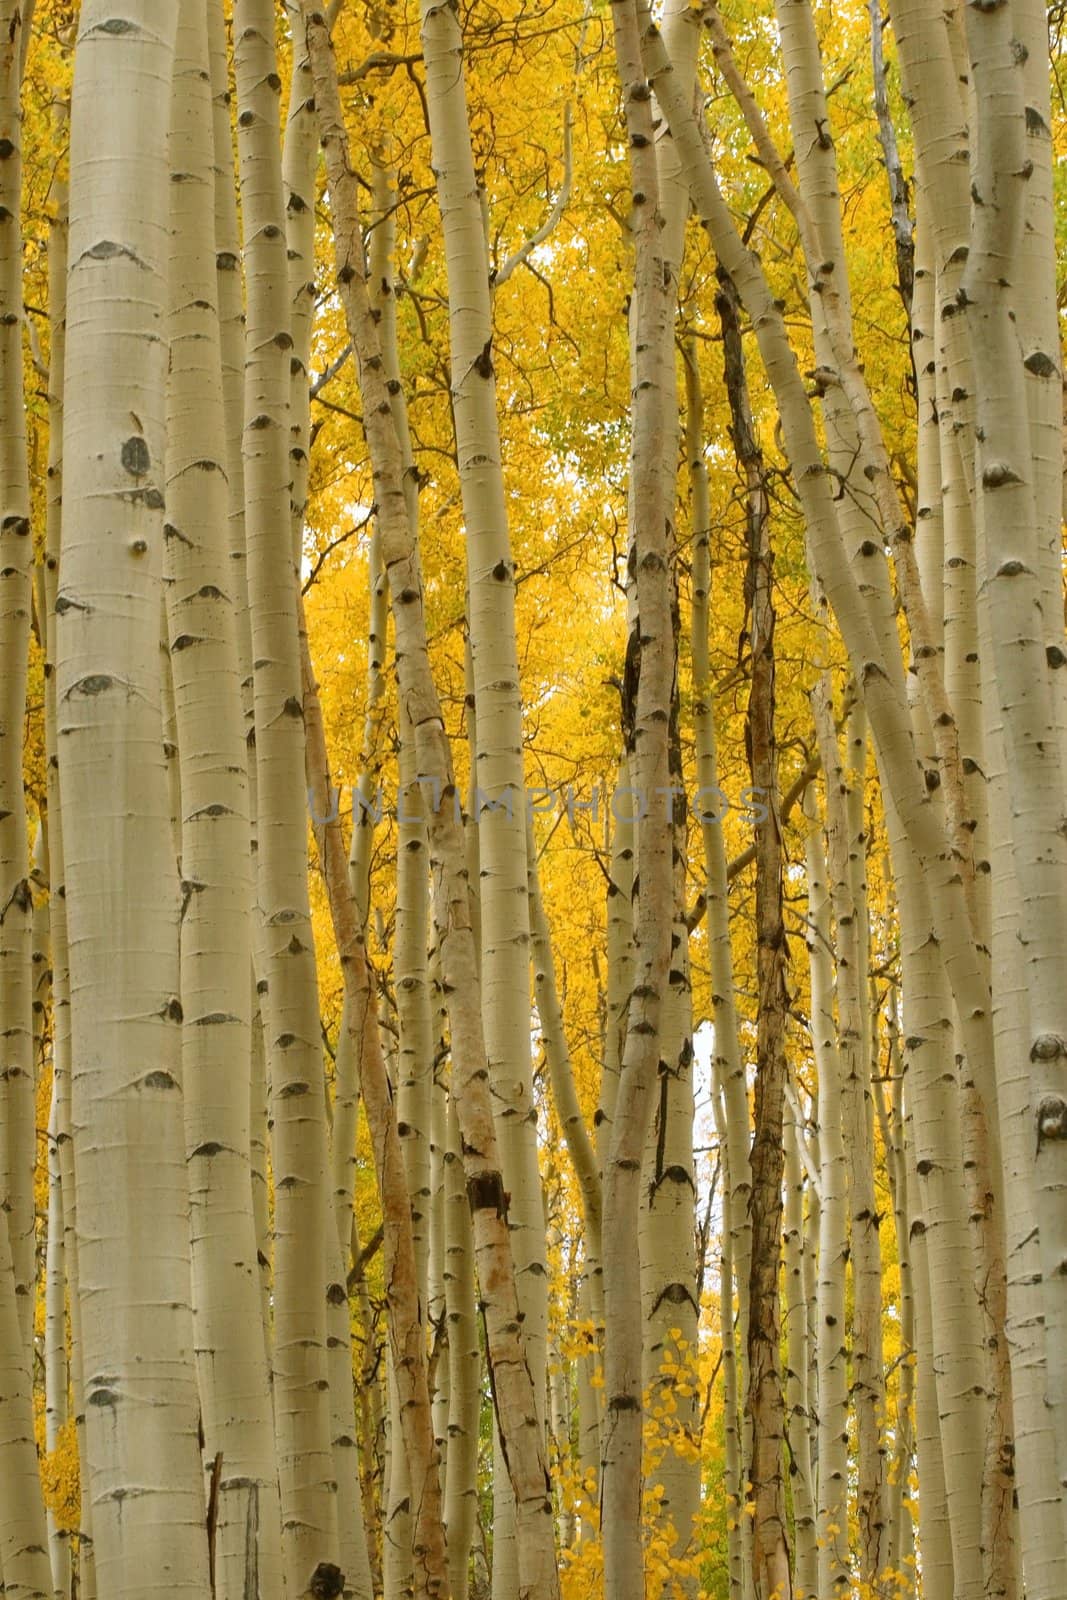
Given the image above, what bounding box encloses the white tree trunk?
[58,6,211,1593]
[166,5,284,1592]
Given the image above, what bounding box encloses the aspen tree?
[233,3,340,1586]
[872,1021,917,1593]
[883,791,986,1597]
[685,340,751,1600]
[166,4,284,1591]
[984,706,1067,1595]
[829,704,889,1585]
[42,134,95,1600]
[415,6,546,1585]
[0,1176,52,1600]
[597,773,634,1181]
[383,700,434,1600]
[302,15,558,1597]
[637,9,702,1573]
[34,823,65,1600]
[781,1110,816,1598]
[205,0,277,1348]
[907,1174,955,1595]
[443,1090,480,1600]
[875,2,1046,1573]
[601,6,677,1599]
[0,0,36,1368]
[1,18,57,1586]
[712,257,793,1600]
[807,704,852,1600]
[58,5,211,1594]
[961,0,1067,1503]
[283,38,373,1597]
[44,1078,69,1600]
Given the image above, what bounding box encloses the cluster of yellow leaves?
[33,1409,79,1536]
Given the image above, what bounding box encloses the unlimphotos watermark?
[308,780,769,828]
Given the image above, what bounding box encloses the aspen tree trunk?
[0,1176,52,1600]
[233,6,343,1590]
[43,145,94,1600]
[1013,0,1065,742]
[962,0,1067,1504]
[710,1086,744,1600]
[802,772,848,1599]
[639,8,701,1571]
[282,43,374,1600]
[781,1110,815,1598]
[382,692,435,1600]
[684,340,752,1600]
[826,702,889,1586]
[443,1087,480,1600]
[395,698,433,1299]
[30,828,49,1086]
[166,5,284,1592]
[597,769,634,1179]
[873,1018,918,1594]
[638,815,699,1593]
[972,193,1067,1584]
[984,713,1067,1595]
[415,9,545,1589]
[883,793,985,1598]
[44,1077,70,1600]
[330,525,387,1252]
[907,1183,955,1596]
[589,759,633,1516]
[206,0,277,1355]
[207,0,253,753]
[58,6,211,1595]
[713,259,793,1600]
[600,7,677,1600]
[0,0,36,1370]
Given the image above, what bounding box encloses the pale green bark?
[601,9,678,1600]
[415,11,545,1591]
[781,1111,815,1598]
[234,5,340,1587]
[166,6,284,1592]
[0,0,36,1371]
[43,145,93,1600]
[685,337,751,1600]
[58,6,210,1594]
[802,767,849,1600]
[443,1094,479,1600]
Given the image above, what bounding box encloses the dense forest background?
[1,0,1066,1597]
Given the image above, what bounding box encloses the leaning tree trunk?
[57,6,211,1595]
